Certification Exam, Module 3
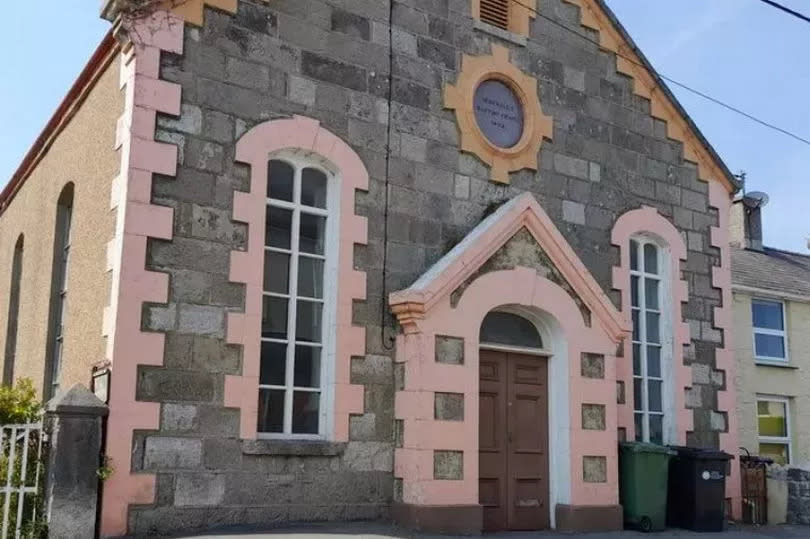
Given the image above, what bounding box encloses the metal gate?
[0,423,45,538]
[740,452,771,525]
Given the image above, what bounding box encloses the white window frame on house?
[258,153,340,440]
[756,395,791,464]
[751,298,789,364]
[630,236,674,445]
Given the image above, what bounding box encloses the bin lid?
[668,445,734,460]
[620,442,676,455]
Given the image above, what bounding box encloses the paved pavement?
[176,522,810,539]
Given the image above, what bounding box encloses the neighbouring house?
[0,0,743,535]
[732,194,810,466]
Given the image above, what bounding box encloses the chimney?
[730,192,768,251]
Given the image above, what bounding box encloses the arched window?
[44,184,74,400]
[3,235,24,386]
[480,311,544,349]
[258,158,335,437]
[630,237,669,444]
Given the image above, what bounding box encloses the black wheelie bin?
[666,446,733,531]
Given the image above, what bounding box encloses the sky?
[605,0,810,253]
[0,1,808,252]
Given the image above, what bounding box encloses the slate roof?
[731,246,810,298]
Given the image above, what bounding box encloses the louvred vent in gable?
[480,0,510,30]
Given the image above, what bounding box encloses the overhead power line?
[758,0,810,24]
[505,0,810,147]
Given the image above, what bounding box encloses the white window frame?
[630,236,675,445]
[756,395,791,464]
[258,153,340,440]
[751,298,789,364]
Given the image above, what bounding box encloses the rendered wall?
[735,292,810,464]
[0,56,122,396]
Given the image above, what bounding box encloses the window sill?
[241,439,346,457]
[473,20,527,46]
[755,360,797,369]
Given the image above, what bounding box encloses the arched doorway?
[389,194,631,534]
[478,309,551,531]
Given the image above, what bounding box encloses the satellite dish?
[743,191,769,209]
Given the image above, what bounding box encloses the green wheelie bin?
[619,442,676,532]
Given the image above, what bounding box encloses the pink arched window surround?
[225,115,369,441]
[611,206,692,445]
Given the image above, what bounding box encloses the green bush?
[0,379,42,425]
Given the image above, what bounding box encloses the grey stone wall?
[130,0,728,533]
[768,465,810,524]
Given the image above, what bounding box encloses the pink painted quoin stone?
[611,205,693,444]
[709,181,741,519]
[100,10,183,538]
[226,115,369,440]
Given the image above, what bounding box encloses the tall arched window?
[3,235,24,386]
[258,158,336,437]
[630,237,670,444]
[44,185,74,400]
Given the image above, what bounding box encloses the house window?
[258,159,335,437]
[757,397,790,464]
[44,185,73,400]
[3,235,24,386]
[752,299,788,362]
[630,238,668,445]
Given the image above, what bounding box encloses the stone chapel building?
[0,0,741,535]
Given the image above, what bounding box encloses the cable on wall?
[379,0,396,351]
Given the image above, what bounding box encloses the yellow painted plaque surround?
[444,44,552,184]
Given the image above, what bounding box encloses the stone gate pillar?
[44,384,108,538]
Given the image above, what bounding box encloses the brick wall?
[127,0,729,532]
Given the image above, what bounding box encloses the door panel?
[507,354,549,530]
[479,350,508,531]
[479,350,549,531]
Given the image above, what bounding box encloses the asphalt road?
[174,522,810,539]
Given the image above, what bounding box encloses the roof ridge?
[732,245,810,296]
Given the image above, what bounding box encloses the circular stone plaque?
[473,79,525,149]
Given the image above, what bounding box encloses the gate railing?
[0,423,45,539]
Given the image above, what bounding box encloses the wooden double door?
[479,349,550,531]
